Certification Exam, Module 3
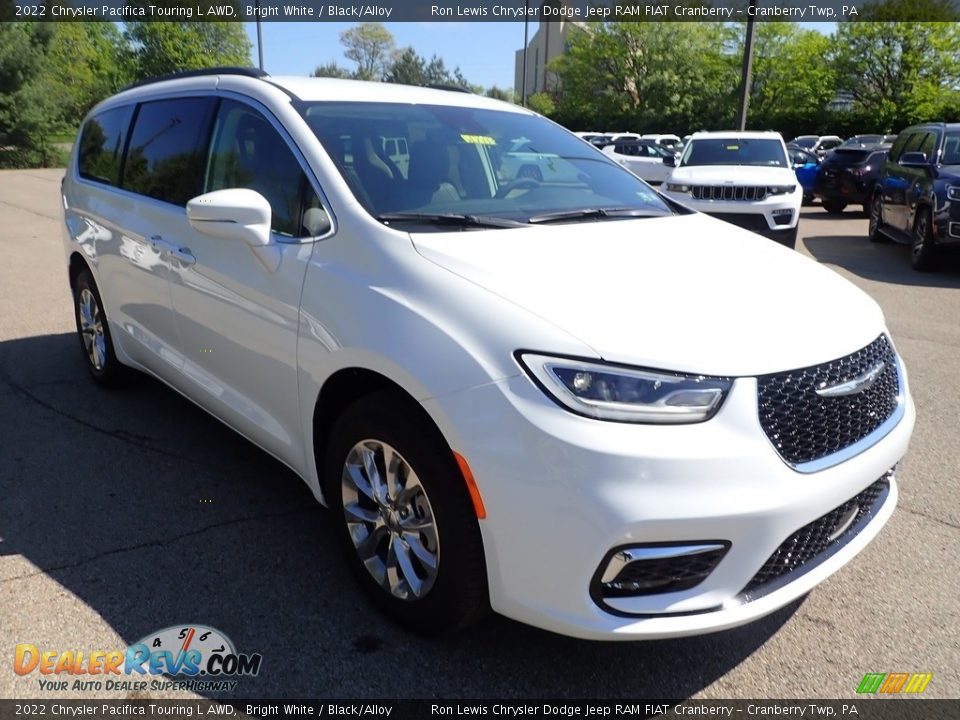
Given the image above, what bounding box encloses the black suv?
[815,145,889,215]
[869,123,960,270]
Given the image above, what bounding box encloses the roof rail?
[424,84,473,94]
[123,67,268,91]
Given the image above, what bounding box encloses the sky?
[244,21,835,92]
[244,22,529,90]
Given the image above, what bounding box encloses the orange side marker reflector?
[454,452,487,520]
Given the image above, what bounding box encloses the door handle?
[168,246,196,267]
[150,235,196,267]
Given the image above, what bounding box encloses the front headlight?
[767,184,798,195]
[947,185,960,201]
[518,353,732,424]
[665,182,691,193]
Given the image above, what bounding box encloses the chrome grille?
[757,336,900,466]
[691,185,768,201]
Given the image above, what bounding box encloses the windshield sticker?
[461,134,496,145]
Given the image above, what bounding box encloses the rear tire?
[911,208,937,272]
[867,194,886,243]
[73,269,129,387]
[324,391,489,635]
[822,200,847,214]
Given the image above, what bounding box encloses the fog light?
[595,543,729,598]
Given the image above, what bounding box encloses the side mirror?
[187,189,280,271]
[899,152,928,168]
[662,154,676,167]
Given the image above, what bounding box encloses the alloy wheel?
[78,288,106,370]
[341,439,440,600]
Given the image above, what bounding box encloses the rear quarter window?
[78,106,134,186]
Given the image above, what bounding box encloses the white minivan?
[62,69,914,640]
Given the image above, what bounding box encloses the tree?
[42,23,129,131]
[551,22,737,132]
[312,61,353,79]
[340,23,395,81]
[739,23,836,129]
[0,22,60,166]
[832,0,960,128]
[124,21,251,81]
[486,86,515,103]
[384,47,474,89]
[384,47,426,85]
[527,92,555,116]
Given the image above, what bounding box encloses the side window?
[903,132,927,155]
[78,105,134,186]
[205,99,322,237]
[917,132,936,161]
[887,133,911,163]
[122,97,216,206]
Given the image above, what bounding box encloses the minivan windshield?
[297,101,674,227]
[680,138,788,168]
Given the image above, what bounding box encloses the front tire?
[822,200,847,214]
[324,391,489,634]
[911,208,937,272]
[73,269,128,387]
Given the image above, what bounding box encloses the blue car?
[788,145,820,204]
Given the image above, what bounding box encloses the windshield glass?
[791,137,817,149]
[842,135,882,147]
[297,102,673,225]
[680,138,787,168]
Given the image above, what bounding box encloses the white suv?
[663,131,803,248]
[62,70,914,640]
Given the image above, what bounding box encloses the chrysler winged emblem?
[815,362,886,398]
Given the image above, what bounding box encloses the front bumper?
[424,360,914,640]
[662,189,801,243]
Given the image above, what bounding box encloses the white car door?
[606,143,671,184]
[70,98,216,386]
[165,97,327,469]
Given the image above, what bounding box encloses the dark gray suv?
[869,122,960,270]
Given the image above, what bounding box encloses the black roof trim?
[424,84,473,94]
[122,67,268,92]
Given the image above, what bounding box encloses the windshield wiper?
[377,212,526,229]
[527,207,667,224]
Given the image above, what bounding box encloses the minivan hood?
[669,165,795,185]
[410,213,885,377]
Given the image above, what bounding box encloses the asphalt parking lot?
[1,168,958,700]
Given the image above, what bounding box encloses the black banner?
[8,0,960,23]
[0,700,958,720]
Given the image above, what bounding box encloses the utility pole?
[736,0,757,131]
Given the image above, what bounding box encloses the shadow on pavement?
[0,332,800,700]
[803,235,960,288]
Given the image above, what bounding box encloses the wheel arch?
[310,367,453,506]
[68,251,91,291]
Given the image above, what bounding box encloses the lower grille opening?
[741,473,891,597]
[596,543,729,598]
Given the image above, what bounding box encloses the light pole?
[736,0,757,130]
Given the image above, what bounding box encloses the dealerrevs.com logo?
[14,625,262,693]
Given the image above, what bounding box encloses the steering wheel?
[495,177,540,199]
